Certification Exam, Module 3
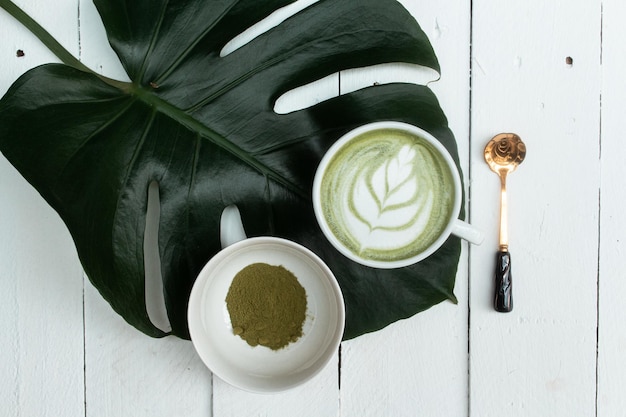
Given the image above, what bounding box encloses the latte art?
[319,129,455,262]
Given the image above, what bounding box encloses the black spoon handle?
[494,251,513,312]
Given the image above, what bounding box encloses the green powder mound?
[225,263,307,350]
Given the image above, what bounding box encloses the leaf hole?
[274,63,439,114]
[220,0,320,57]
[144,181,172,333]
[274,73,340,114]
[340,62,439,94]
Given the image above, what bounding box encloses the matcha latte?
[314,124,459,266]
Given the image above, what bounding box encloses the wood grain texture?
[2,0,623,416]
[0,1,85,417]
[339,0,472,415]
[212,3,342,414]
[469,0,601,415]
[213,358,340,417]
[597,0,626,414]
[212,86,342,414]
[84,282,212,417]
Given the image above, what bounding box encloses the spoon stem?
[499,172,509,251]
[496,170,513,312]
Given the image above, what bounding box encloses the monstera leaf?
[0,0,462,340]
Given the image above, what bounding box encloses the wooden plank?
[83,282,213,417]
[339,1,472,415]
[212,358,340,417]
[213,76,344,417]
[75,2,214,416]
[77,0,129,82]
[212,78,343,417]
[6,1,620,416]
[469,1,601,416]
[0,1,86,416]
[213,1,342,414]
[597,0,626,414]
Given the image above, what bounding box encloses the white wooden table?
[1,0,623,416]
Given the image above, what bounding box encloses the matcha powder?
[225,263,307,350]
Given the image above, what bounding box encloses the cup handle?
[451,219,484,245]
[220,205,248,248]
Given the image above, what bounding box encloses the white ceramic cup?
[313,121,483,269]
[187,205,345,393]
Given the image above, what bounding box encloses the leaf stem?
[0,0,130,92]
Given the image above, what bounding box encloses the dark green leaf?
[0,0,460,340]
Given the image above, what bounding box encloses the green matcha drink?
[318,127,456,263]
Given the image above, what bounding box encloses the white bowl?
[187,237,345,393]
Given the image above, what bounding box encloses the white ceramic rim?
[187,236,345,393]
[312,121,463,269]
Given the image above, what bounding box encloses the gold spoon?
[484,133,526,312]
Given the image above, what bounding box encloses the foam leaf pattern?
[350,143,440,255]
